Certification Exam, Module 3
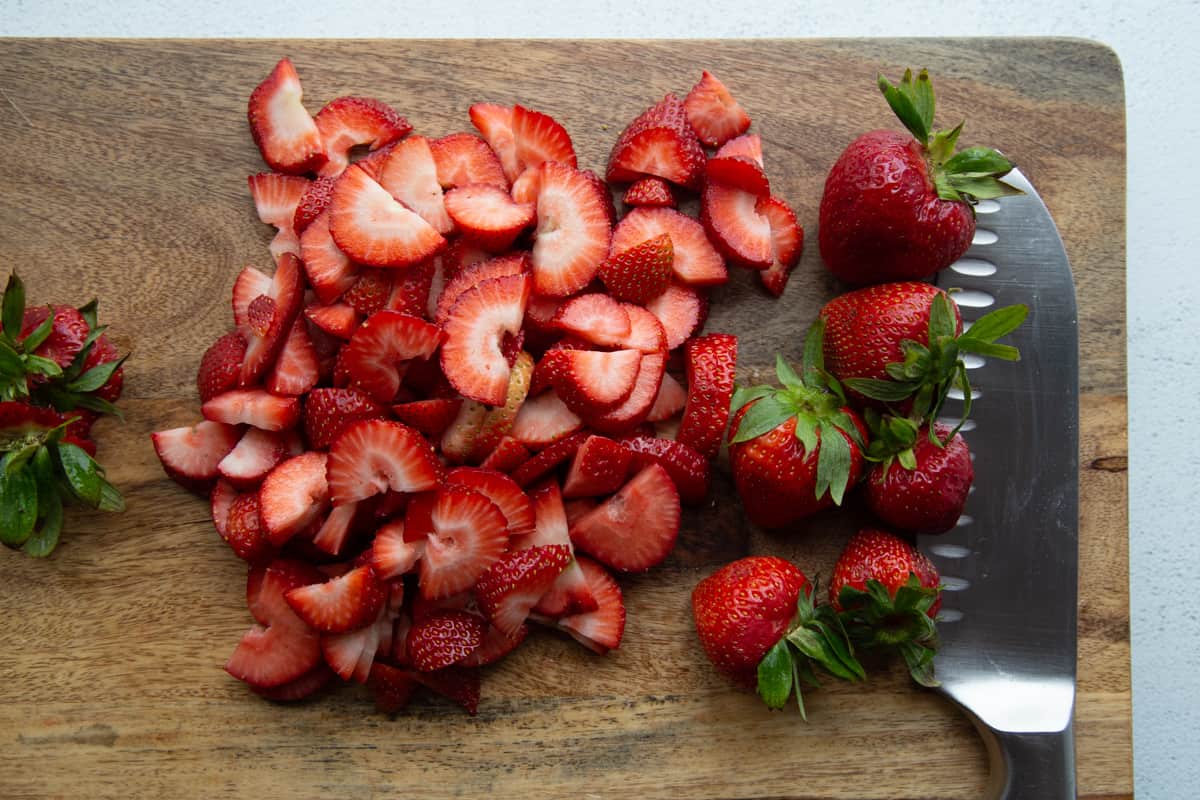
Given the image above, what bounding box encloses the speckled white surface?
[5,1,1198,796]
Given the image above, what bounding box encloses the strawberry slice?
[202,389,300,432]
[683,70,751,148]
[197,331,247,403]
[469,102,521,182]
[247,172,308,262]
[530,162,613,297]
[510,430,589,488]
[266,318,319,397]
[218,427,304,489]
[440,272,531,406]
[544,349,642,416]
[606,93,706,190]
[446,467,536,541]
[311,501,359,556]
[314,96,412,178]
[152,420,241,494]
[597,232,672,304]
[563,497,599,529]
[444,184,536,252]
[372,520,424,579]
[512,104,577,171]
[714,131,763,163]
[569,463,680,572]
[510,390,583,450]
[430,132,509,190]
[240,253,306,385]
[246,58,326,175]
[391,398,462,437]
[439,399,488,465]
[433,252,529,326]
[412,665,481,715]
[459,621,529,667]
[582,351,666,436]
[611,207,726,286]
[515,480,598,617]
[562,435,634,498]
[377,134,455,234]
[285,565,387,633]
[510,166,541,204]
[227,558,323,688]
[554,556,626,654]
[329,164,446,269]
[550,293,631,347]
[320,607,387,683]
[614,303,669,354]
[757,195,804,297]
[385,257,437,318]
[442,238,494,282]
[478,435,531,474]
[475,544,571,636]
[300,211,359,304]
[259,451,330,545]
[211,479,238,541]
[339,310,443,404]
[646,372,687,422]
[407,609,485,671]
[326,419,444,507]
[342,269,391,316]
[618,435,711,505]
[644,283,709,351]
[622,176,676,209]
[253,663,336,703]
[232,265,274,334]
[221,491,278,564]
[368,662,419,712]
[304,303,359,339]
[415,485,510,600]
[677,333,738,459]
[706,133,769,196]
[700,182,773,269]
[470,350,534,463]
[293,175,337,234]
[302,387,386,450]
[581,168,618,226]
[247,557,326,626]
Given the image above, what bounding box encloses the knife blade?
[926,168,1079,799]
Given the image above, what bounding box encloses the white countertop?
[7,1,1196,796]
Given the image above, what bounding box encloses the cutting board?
[0,39,1129,799]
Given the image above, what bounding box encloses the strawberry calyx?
[835,576,941,688]
[861,410,922,472]
[877,69,1023,205]
[729,319,866,505]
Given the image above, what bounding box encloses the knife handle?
[977,720,1077,799]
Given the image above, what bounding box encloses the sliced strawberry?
[246,558,325,626]
[580,168,618,227]
[218,427,303,489]
[757,195,804,297]
[582,351,666,436]
[510,166,541,205]
[714,131,763,163]
[151,420,241,494]
[475,544,571,636]
[550,293,630,346]
[221,491,277,564]
[555,556,626,654]
[293,175,337,234]
[342,268,391,316]
[202,389,300,431]
[227,620,321,690]
[431,132,509,190]
[232,266,274,335]
[517,481,598,616]
[510,430,589,488]
[240,253,306,385]
[614,303,669,354]
[285,565,386,633]
[304,302,359,339]
[606,93,706,190]
[327,419,444,506]
[545,349,642,416]
[459,622,528,667]
[618,435,711,505]
[470,350,534,462]
[356,141,395,182]
[299,210,359,305]
[371,521,422,580]
[707,133,769,196]
[562,435,633,498]
[440,272,531,406]
[246,58,326,175]
[569,463,680,572]
[442,237,494,282]
[377,134,454,234]
[320,610,385,683]
[368,662,419,712]
[197,331,247,403]
[510,390,583,450]
[259,451,330,545]
[622,176,676,208]
[266,318,319,396]
[469,102,521,182]
[444,184,536,252]
[314,95,412,178]
[611,207,726,286]
[683,70,751,147]
[446,467,536,541]
[597,233,673,305]
[563,497,598,528]
[385,257,437,318]
[311,501,359,556]
[530,162,612,297]
[700,182,772,269]
[211,479,238,541]
[392,398,462,437]
[440,400,488,465]
[329,164,446,269]
[677,333,737,459]
[302,387,386,450]
[247,172,308,262]
[412,665,481,715]
[340,310,443,403]
[644,283,708,351]
[434,253,529,326]
[407,609,485,672]
[646,372,687,422]
[478,436,531,474]
[512,104,577,171]
[253,662,336,703]
[415,485,510,600]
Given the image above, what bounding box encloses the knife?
[926,168,1079,799]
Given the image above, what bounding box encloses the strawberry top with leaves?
[818,69,1022,284]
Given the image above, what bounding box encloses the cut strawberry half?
[433,252,529,326]
[342,269,391,316]
[430,132,509,190]
[406,609,485,672]
[550,293,631,347]
[683,70,751,148]
[622,176,676,209]
[266,318,319,397]
[510,390,583,450]
[218,427,303,489]
[555,556,626,654]
[415,485,510,600]
[314,95,412,178]
[582,351,666,436]
[618,435,711,505]
[293,175,337,234]
[304,303,359,339]
[478,436,531,474]
[444,184,536,252]
[259,451,330,545]
[510,166,541,205]
[646,372,687,422]
[285,565,386,634]
[211,479,238,541]
[246,58,326,175]
[326,419,444,507]
[544,349,642,417]
[470,350,534,463]
[377,134,455,234]
[247,172,308,262]
[329,164,446,269]
[581,168,618,226]
[510,430,589,489]
[569,463,680,572]
[440,271,531,406]
[240,253,306,385]
[320,607,386,683]
[475,544,571,637]
[700,182,773,269]
[300,211,359,305]
[562,435,634,498]
[598,234,673,305]
[644,283,708,351]
[611,207,726,286]
[392,397,462,437]
[606,93,706,190]
[446,467,536,541]
[469,102,521,182]
[756,195,804,297]
[614,303,669,354]
[152,420,242,494]
[197,331,247,403]
[247,557,326,626]
[202,389,300,432]
[339,310,443,404]
[302,387,386,450]
[677,333,738,459]
[227,558,323,689]
[530,162,613,297]
[372,520,424,579]
[512,104,577,171]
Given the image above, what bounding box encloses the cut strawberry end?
[677,333,738,460]
[622,176,676,209]
[440,271,531,406]
[568,463,680,573]
[556,556,626,653]
[247,58,327,175]
[416,485,510,600]
[611,207,726,286]
[329,164,447,269]
[267,318,319,397]
[618,435,711,505]
[391,397,462,437]
[326,419,444,507]
[240,253,306,385]
[607,94,706,190]
[683,70,751,148]
[478,435,532,474]
[301,387,386,450]
[377,135,455,235]
[510,430,589,489]
[562,435,634,498]
[407,609,485,672]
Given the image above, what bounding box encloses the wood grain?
[0,39,1128,799]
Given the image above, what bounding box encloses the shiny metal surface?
[926,169,1079,799]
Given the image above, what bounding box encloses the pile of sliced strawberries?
[151,59,801,715]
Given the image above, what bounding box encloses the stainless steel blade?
[926,168,1079,799]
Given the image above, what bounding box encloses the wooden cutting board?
[0,39,1129,799]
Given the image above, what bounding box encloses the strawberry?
[391,397,462,437]
[553,556,624,653]
[562,435,633,498]
[677,333,737,459]
[326,419,444,507]
[617,435,710,506]
[700,182,773,269]
[78,331,124,404]
[469,102,521,182]
[569,463,680,572]
[510,389,583,450]
[196,331,247,403]
[512,104,577,171]
[377,135,455,235]
[300,211,359,305]
[692,556,864,714]
[386,257,438,318]
[211,479,239,542]
[368,662,419,713]
[218,427,304,489]
[582,351,666,436]
[231,265,273,335]
[151,420,241,494]
[439,272,531,406]
[727,328,868,529]
[320,607,389,683]
[442,237,495,282]
[329,164,446,269]
[551,293,630,346]
[445,466,536,541]
[683,70,751,147]
[285,565,387,633]
[439,399,488,465]
[470,350,534,462]
[311,501,360,556]
[544,349,641,416]
[412,665,481,716]
[580,169,618,226]
[756,195,803,297]
[339,310,443,404]
[414,484,510,599]
[430,132,509,190]
[227,558,323,689]
[407,609,485,671]
[202,389,300,432]
[610,207,726,286]
[304,303,359,339]
[530,162,613,297]
[266,318,319,397]
[372,520,423,579]
[517,480,598,616]
[313,96,412,178]
[863,420,974,534]
[433,252,529,326]
[253,663,336,703]
[597,234,673,305]
[606,93,706,190]
[238,253,305,386]
[510,430,589,488]
[646,372,687,422]
[478,435,531,474]
[829,528,942,686]
[246,58,326,175]
[459,621,529,667]
[258,451,330,545]
[247,172,308,262]
[302,387,386,450]
[509,166,541,205]
[18,304,89,371]
[622,176,675,209]
[444,184,536,252]
[293,175,337,234]
[705,133,769,196]
[612,302,668,354]
[342,269,392,316]
[475,543,572,636]
[819,69,1021,284]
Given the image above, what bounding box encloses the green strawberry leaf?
[730,394,792,444]
[756,638,795,710]
[899,641,940,688]
[957,340,1020,360]
[943,146,1013,177]
[56,442,102,506]
[792,412,819,457]
[77,299,99,331]
[5,442,41,475]
[775,353,804,391]
[24,354,63,378]
[21,309,57,354]
[2,272,25,343]
[730,384,774,415]
[0,462,39,546]
[830,409,866,451]
[907,69,936,138]
[65,392,121,418]
[800,320,827,390]
[65,354,126,393]
[947,175,1024,201]
[811,608,867,681]
[927,121,963,165]
[22,487,63,558]
[843,377,919,403]
[97,477,125,513]
[959,304,1028,344]
[878,72,929,145]
[0,339,24,378]
[815,421,852,505]
[898,448,918,470]
[928,292,957,341]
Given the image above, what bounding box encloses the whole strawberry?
[864,418,974,534]
[819,68,1021,284]
[692,555,863,716]
[727,322,867,529]
[829,528,941,686]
